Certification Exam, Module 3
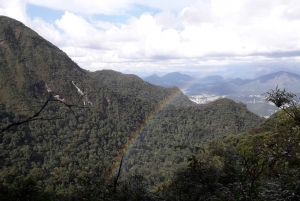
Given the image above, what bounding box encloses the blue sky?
[27,4,160,25]
[27,5,64,23]
[1,0,300,77]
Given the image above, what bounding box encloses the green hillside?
[122,98,264,185]
[164,110,300,200]
[0,16,89,114]
[0,16,266,200]
[0,16,192,114]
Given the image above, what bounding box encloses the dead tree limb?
[0,94,90,133]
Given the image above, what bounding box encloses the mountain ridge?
[0,16,265,198]
[0,16,194,114]
[144,70,300,96]
[143,71,192,88]
[254,71,300,83]
[144,70,300,87]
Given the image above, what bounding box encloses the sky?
[1,0,300,77]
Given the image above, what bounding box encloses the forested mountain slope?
[156,106,300,200]
[0,16,88,113]
[122,98,264,184]
[91,70,194,106]
[0,16,265,200]
[0,16,193,114]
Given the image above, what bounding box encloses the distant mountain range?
[143,72,192,88]
[143,71,300,96]
[124,64,300,80]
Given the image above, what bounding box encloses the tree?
[263,86,296,108]
[263,86,300,123]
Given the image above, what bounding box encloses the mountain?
[158,106,300,200]
[123,98,264,184]
[190,71,300,95]
[162,72,191,81]
[255,71,300,83]
[147,71,300,96]
[227,78,252,86]
[238,71,300,94]
[199,75,224,83]
[0,16,90,114]
[123,65,300,80]
[91,70,195,106]
[143,73,253,95]
[0,16,193,112]
[144,72,192,88]
[142,73,161,84]
[0,16,265,199]
[180,71,300,116]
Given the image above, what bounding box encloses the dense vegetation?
[1,85,300,200]
[2,16,299,200]
[122,98,263,185]
[154,87,300,200]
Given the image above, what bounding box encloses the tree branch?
[0,94,90,133]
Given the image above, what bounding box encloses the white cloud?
[179,1,212,26]
[1,0,300,73]
[283,0,300,20]
[0,0,28,22]
[0,0,65,46]
[31,18,66,46]
[55,11,107,49]
[155,10,178,28]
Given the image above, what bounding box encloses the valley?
[1,16,300,200]
[143,71,300,117]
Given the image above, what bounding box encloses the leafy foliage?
[155,87,300,200]
[262,86,296,108]
[122,99,264,185]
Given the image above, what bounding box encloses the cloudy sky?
[1,0,300,77]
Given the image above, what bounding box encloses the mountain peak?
[148,73,159,77]
[0,16,90,112]
[0,17,195,113]
[256,71,300,83]
[162,72,191,81]
[200,75,224,83]
[143,72,192,88]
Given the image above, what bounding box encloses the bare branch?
[0,93,90,133]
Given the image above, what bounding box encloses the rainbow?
[106,76,202,181]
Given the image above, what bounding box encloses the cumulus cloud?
[179,1,212,26]
[0,0,65,46]
[155,10,178,28]
[31,18,66,46]
[55,12,107,49]
[1,0,300,73]
[0,0,28,23]
[283,0,300,20]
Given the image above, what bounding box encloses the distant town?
[188,93,264,104]
[188,93,278,118]
[189,93,226,104]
